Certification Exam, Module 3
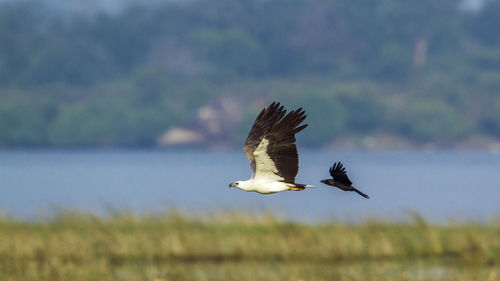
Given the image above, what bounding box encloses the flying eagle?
[229,102,314,194]
[321,162,369,199]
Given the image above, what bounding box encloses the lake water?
[0,150,499,222]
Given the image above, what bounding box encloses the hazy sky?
[0,0,487,14]
[0,0,176,14]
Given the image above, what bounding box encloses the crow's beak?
[320,179,328,184]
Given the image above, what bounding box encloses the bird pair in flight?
[229,102,369,199]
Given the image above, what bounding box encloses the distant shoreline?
[2,138,500,153]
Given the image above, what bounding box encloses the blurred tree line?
[0,0,499,147]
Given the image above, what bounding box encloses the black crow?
[320,162,369,199]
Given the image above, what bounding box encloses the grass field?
[0,212,498,281]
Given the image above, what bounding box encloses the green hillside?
[1,0,499,148]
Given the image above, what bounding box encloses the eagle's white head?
[229,180,252,191]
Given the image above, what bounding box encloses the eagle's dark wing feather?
[329,162,353,186]
[243,102,307,182]
[243,102,285,175]
[264,107,307,183]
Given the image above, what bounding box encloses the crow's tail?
[352,186,370,199]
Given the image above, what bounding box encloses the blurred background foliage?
[0,0,499,148]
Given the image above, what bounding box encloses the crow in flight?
[320,162,369,199]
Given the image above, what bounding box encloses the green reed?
[0,212,498,281]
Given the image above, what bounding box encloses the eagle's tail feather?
[289,183,315,191]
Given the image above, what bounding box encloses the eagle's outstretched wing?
[243,102,307,183]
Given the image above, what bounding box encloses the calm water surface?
[1,150,499,222]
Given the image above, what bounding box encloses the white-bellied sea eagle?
[229,102,314,194]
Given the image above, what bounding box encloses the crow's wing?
[329,162,352,186]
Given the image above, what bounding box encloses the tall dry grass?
[0,212,498,281]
